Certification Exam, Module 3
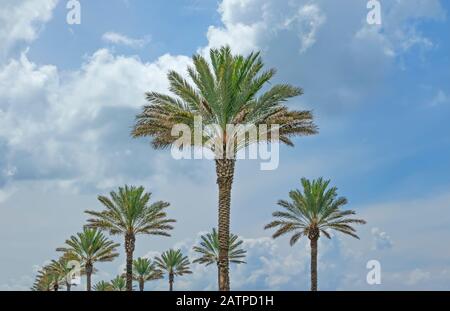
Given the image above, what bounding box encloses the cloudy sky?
[0,0,449,291]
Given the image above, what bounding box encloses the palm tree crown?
[193,228,246,266]
[155,249,192,291]
[265,177,366,291]
[110,275,127,291]
[56,228,120,291]
[132,46,317,152]
[85,185,175,291]
[32,268,57,291]
[93,280,112,291]
[132,257,163,291]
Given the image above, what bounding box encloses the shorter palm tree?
[110,275,127,291]
[32,265,63,291]
[32,269,55,291]
[56,228,120,291]
[93,280,112,291]
[48,253,80,291]
[132,257,163,291]
[155,249,192,291]
[193,228,246,289]
[265,178,366,291]
[85,185,176,291]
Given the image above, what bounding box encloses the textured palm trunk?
[217,263,220,291]
[53,283,59,291]
[169,273,174,291]
[66,281,71,291]
[215,158,235,291]
[86,262,93,291]
[125,233,136,291]
[139,278,144,292]
[310,237,318,291]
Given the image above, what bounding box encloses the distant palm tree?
[48,253,79,291]
[155,249,192,291]
[193,228,246,289]
[85,185,175,291]
[56,228,120,291]
[132,257,163,291]
[110,275,127,291]
[132,46,317,290]
[265,178,366,291]
[32,269,55,291]
[93,280,112,291]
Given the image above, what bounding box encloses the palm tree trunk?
[169,273,174,291]
[139,278,144,292]
[66,281,71,291]
[215,158,235,292]
[217,263,220,291]
[310,237,318,291]
[86,262,93,291]
[125,233,136,291]
[53,283,59,291]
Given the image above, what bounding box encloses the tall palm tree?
[85,185,175,291]
[265,178,366,291]
[93,280,112,291]
[193,228,246,289]
[155,249,192,291]
[110,275,127,291]
[56,228,120,291]
[132,46,317,290]
[132,257,163,291]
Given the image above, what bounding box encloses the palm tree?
[132,257,163,291]
[85,185,175,291]
[48,253,79,291]
[132,46,317,290]
[193,228,246,289]
[56,228,120,291]
[265,178,366,291]
[93,280,112,291]
[155,249,192,291]
[32,269,55,291]
[110,275,127,291]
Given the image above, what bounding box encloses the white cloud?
[286,4,326,53]
[102,32,151,48]
[204,0,326,55]
[0,0,58,60]
[0,49,192,192]
[355,0,446,56]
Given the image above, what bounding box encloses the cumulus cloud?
[0,0,58,60]
[355,0,446,57]
[204,0,326,55]
[102,32,151,48]
[0,49,191,192]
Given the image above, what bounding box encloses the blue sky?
[0,0,449,290]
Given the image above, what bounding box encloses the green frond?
[192,228,247,266]
[265,178,366,245]
[132,45,318,156]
